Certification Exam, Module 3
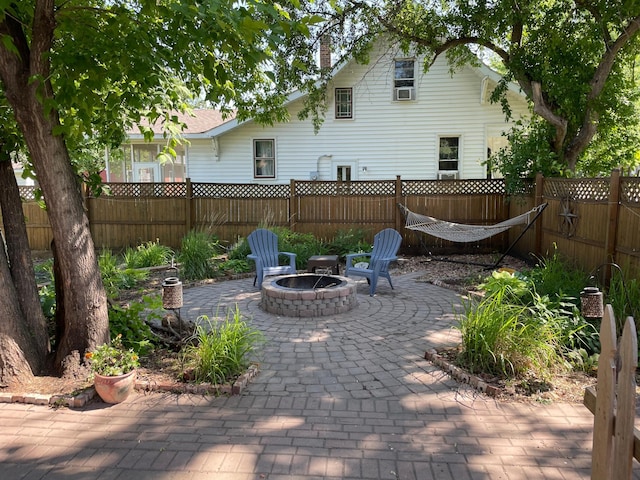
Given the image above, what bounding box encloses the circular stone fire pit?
[261,273,358,317]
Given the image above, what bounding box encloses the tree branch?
[531,81,568,153]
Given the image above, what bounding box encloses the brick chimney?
[320,35,331,69]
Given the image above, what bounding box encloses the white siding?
[187,46,528,183]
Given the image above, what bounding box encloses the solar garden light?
[580,285,604,319]
[162,258,184,332]
[162,276,183,310]
[580,263,633,322]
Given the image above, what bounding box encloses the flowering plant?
[84,334,139,376]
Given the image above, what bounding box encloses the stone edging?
[424,348,501,397]
[0,364,260,408]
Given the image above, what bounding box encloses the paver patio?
[1,272,638,479]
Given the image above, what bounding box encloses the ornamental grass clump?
[458,269,574,381]
[183,305,264,385]
[84,334,140,377]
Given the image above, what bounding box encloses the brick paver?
[1,272,638,479]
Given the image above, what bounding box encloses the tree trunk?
[0,159,50,373]
[0,230,36,387]
[13,107,110,374]
[0,1,109,378]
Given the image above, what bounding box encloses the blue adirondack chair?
[345,228,402,296]
[247,229,297,287]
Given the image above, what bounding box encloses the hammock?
[399,203,547,243]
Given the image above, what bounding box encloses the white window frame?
[438,136,461,175]
[253,139,276,178]
[393,58,416,101]
[335,87,353,119]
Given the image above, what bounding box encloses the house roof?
[127,109,235,139]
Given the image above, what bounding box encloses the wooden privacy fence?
[583,305,638,479]
[9,172,640,277]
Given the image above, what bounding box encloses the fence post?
[289,179,297,232]
[534,172,544,258]
[395,175,402,234]
[613,316,637,479]
[603,168,621,286]
[185,178,192,236]
[585,304,638,480]
[590,305,617,479]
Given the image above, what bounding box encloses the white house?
[110,43,529,183]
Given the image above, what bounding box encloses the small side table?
[307,255,340,275]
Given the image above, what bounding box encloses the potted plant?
[84,334,139,403]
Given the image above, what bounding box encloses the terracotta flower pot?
[94,370,137,404]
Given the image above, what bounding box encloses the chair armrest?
[247,254,258,261]
[345,252,372,268]
[280,251,297,268]
[371,256,398,272]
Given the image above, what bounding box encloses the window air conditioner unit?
[438,171,459,180]
[394,87,415,101]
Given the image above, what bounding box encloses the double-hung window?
[394,59,415,100]
[254,139,275,178]
[438,137,460,171]
[335,88,353,119]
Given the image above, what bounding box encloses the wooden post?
[613,316,637,479]
[534,172,544,258]
[604,169,621,286]
[395,175,402,234]
[289,179,297,231]
[584,305,638,480]
[590,305,617,479]
[185,178,192,236]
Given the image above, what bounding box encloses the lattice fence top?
[544,178,610,201]
[19,186,37,201]
[192,183,290,198]
[100,183,187,198]
[622,178,640,204]
[295,180,396,196]
[402,179,506,196]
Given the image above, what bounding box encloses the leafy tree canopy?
[309,0,640,184]
[2,0,324,177]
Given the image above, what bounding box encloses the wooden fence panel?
[616,178,640,276]
[89,197,186,249]
[191,197,289,245]
[8,175,640,279]
[22,202,52,250]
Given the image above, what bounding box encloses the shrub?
[108,295,162,354]
[272,227,326,269]
[324,228,372,258]
[123,239,174,268]
[524,247,589,308]
[182,305,264,384]
[459,285,563,379]
[98,249,148,298]
[459,260,599,381]
[216,258,252,274]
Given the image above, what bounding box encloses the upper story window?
[394,59,415,101]
[254,139,275,178]
[438,136,460,171]
[335,88,353,119]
